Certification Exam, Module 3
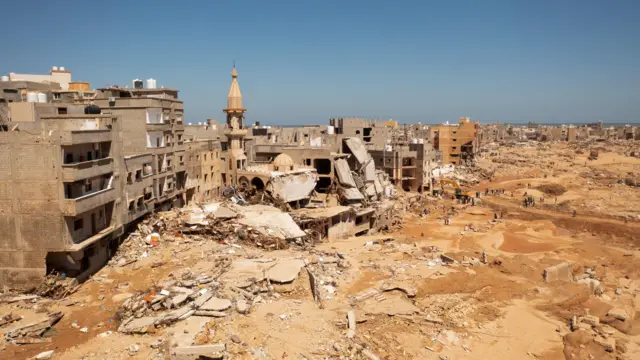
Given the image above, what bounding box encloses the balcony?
[62,158,113,182]
[61,188,116,216]
[67,225,120,252]
[61,130,112,145]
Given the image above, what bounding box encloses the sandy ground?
[1,142,639,360]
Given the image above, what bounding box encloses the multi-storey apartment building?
[430,117,481,165]
[94,85,187,219]
[0,111,124,285]
[0,67,200,287]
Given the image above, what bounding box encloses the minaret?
[223,66,247,186]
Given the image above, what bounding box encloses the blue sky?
[2,0,639,124]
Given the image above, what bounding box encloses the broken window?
[128,201,135,211]
[135,169,142,181]
[127,172,133,184]
[85,181,92,192]
[73,218,84,230]
[137,198,144,208]
[313,159,331,175]
[65,154,73,164]
[58,107,68,115]
[87,151,93,161]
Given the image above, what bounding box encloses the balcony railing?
[61,188,116,216]
[62,158,113,181]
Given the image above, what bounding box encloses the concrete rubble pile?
[108,203,309,270]
[337,137,395,205]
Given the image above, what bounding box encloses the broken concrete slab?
[543,262,572,282]
[577,278,602,294]
[266,259,305,283]
[194,310,227,318]
[335,158,357,188]
[118,316,159,334]
[594,336,615,352]
[581,315,600,326]
[200,297,232,312]
[606,307,628,321]
[237,205,306,240]
[170,344,226,360]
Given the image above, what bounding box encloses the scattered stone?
[128,344,140,355]
[79,327,88,333]
[236,300,250,314]
[230,334,241,344]
[615,288,622,295]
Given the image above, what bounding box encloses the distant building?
[430,117,481,165]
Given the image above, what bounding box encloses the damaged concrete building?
[0,68,206,287]
[430,117,481,165]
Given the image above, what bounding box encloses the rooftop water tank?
[52,66,58,71]
[36,92,47,103]
[327,125,334,134]
[26,92,38,102]
[59,66,65,71]
[146,78,156,89]
[0,75,8,82]
[133,79,143,89]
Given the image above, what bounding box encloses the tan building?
[0,71,195,287]
[94,85,187,217]
[430,117,480,165]
[0,113,124,286]
[184,136,223,204]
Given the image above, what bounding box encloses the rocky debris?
[4,312,64,344]
[33,272,80,299]
[0,295,39,304]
